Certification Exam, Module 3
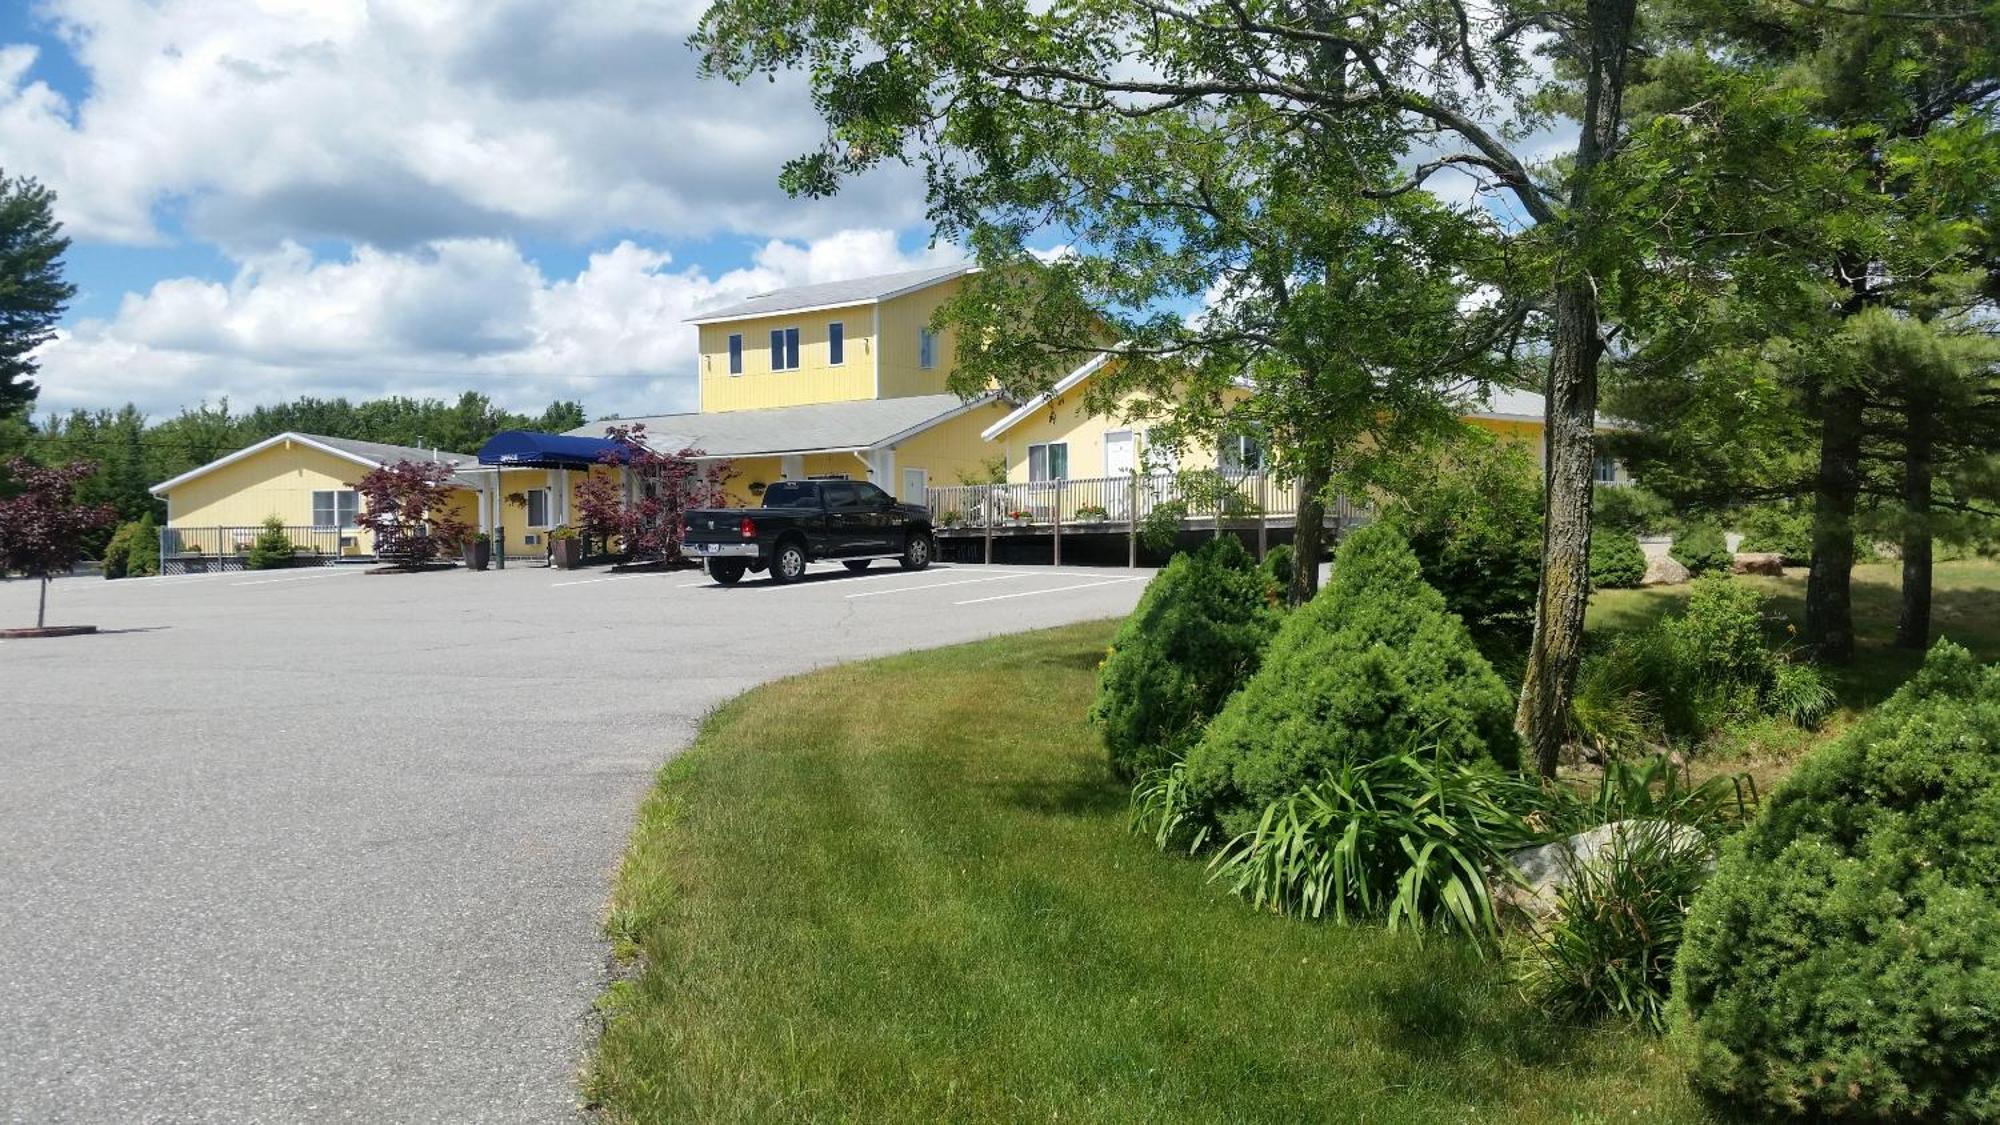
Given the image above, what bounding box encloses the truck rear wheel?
[900,531,933,571]
[770,540,808,584]
[708,560,746,585]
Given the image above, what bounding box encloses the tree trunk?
[37,574,48,629]
[1896,400,1934,650]
[1805,384,1863,663]
[1289,456,1332,607]
[1517,277,1603,778]
[1515,0,1636,778]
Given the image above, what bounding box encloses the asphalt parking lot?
[0,559,1150,1123]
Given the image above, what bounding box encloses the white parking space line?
[953,576,1145,606]
[230,570,359,587]
[549,574,659,588]
[844,572,1039,599]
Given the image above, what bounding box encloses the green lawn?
[1590,559,2000,710]
[589,622,1704,1124]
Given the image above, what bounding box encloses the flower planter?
[549,538,584,569]
[463,540,491,571]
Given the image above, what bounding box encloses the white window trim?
[770,326,802,372]
[311,488,360,530]
[827,321,846,367]
[1028,441,1070,482]
[524,488,552,528]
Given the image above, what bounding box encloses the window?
[828,321,845,366]
[762,482,824,508]
[1219,432,1265,473]
[823,481,863,509]
[770,326,802,371]
[854,482,893,507]
[1028,441,1069,482]
[918,327,937,369]
[311,489,360,529]
[524,488,551,527]
[1594,453,1621,485]
[727,333,743,375]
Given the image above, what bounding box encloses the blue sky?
[0,0,959,421]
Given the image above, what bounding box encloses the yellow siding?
[993,387,1248,482]
[697,310,876,413]
[164,440,384,554]
[882,401,1012,489]
[875,276,962,399]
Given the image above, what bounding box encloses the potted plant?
[938,510,963,528]
[548,524,584,569]
[464,530,492,571]
[1008,508,1035,524]
[1075,503,1109,522]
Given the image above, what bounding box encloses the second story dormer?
[687,265,975,414]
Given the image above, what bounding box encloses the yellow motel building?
[151,264,1625,569]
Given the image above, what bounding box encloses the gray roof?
[304,434,484,487]
[684,265,975,324]
[565,394,993,458]
[1462,386,1547,420]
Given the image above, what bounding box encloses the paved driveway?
[0,560,1149,1123]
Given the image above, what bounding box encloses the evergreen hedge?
[1090,537,1277,780]
[1183,523,1519,836]
[246,515,297,570]
[1673,640,2000,1120]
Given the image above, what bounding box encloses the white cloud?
[32,229,965,420]
[0,0,928,248]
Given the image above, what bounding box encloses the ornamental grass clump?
[1090,537,1277,780]
[1672,640,2000,1121]
[1182,523,1518,837]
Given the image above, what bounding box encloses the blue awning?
[477,430,632,469]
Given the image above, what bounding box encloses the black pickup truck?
[682,479,935,585]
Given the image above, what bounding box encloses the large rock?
[1731,552,1785,576]
[1642,553,1690,587]
[1495,819,1712,922]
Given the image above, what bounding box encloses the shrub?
[1734,501,1812,563]
[102,516,154,579]
[1594,484,1673,537]
[246,515,297,570]
[1673,641,2000,1121]
[1139,500,1186,553]
[1258,543,1294,600]
[1206,744,1544,941]
[1090,537,1277,779]
[1381,439,1543,645]
[1589,530,1648,589]
[1522,819,1716,1029]
[1182,523,1519,836]
[1670,521,1731,576]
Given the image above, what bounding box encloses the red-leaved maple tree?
[571,424,729,564]
[0,457,117,628]
[349,459,472,567]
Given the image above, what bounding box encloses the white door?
[901,467,928,505]
[1104,430,1135,476]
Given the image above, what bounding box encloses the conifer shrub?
[1182,523,1519,836]
[1590,529,1648,589]
[1258,543,1294,600]
[1090,537,1277,780]
[100,514,160,579]
[1673,640,2000,1121]
[246,515,298,570]
[1670,521,1731,577]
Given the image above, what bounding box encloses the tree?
[1607,0,2000,662]
[535,400,589,433]
[694,0,1653,774]
[0,172,73,422]
[349,460,471,567]
[585,424,729,563]
[0,458,115,628]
